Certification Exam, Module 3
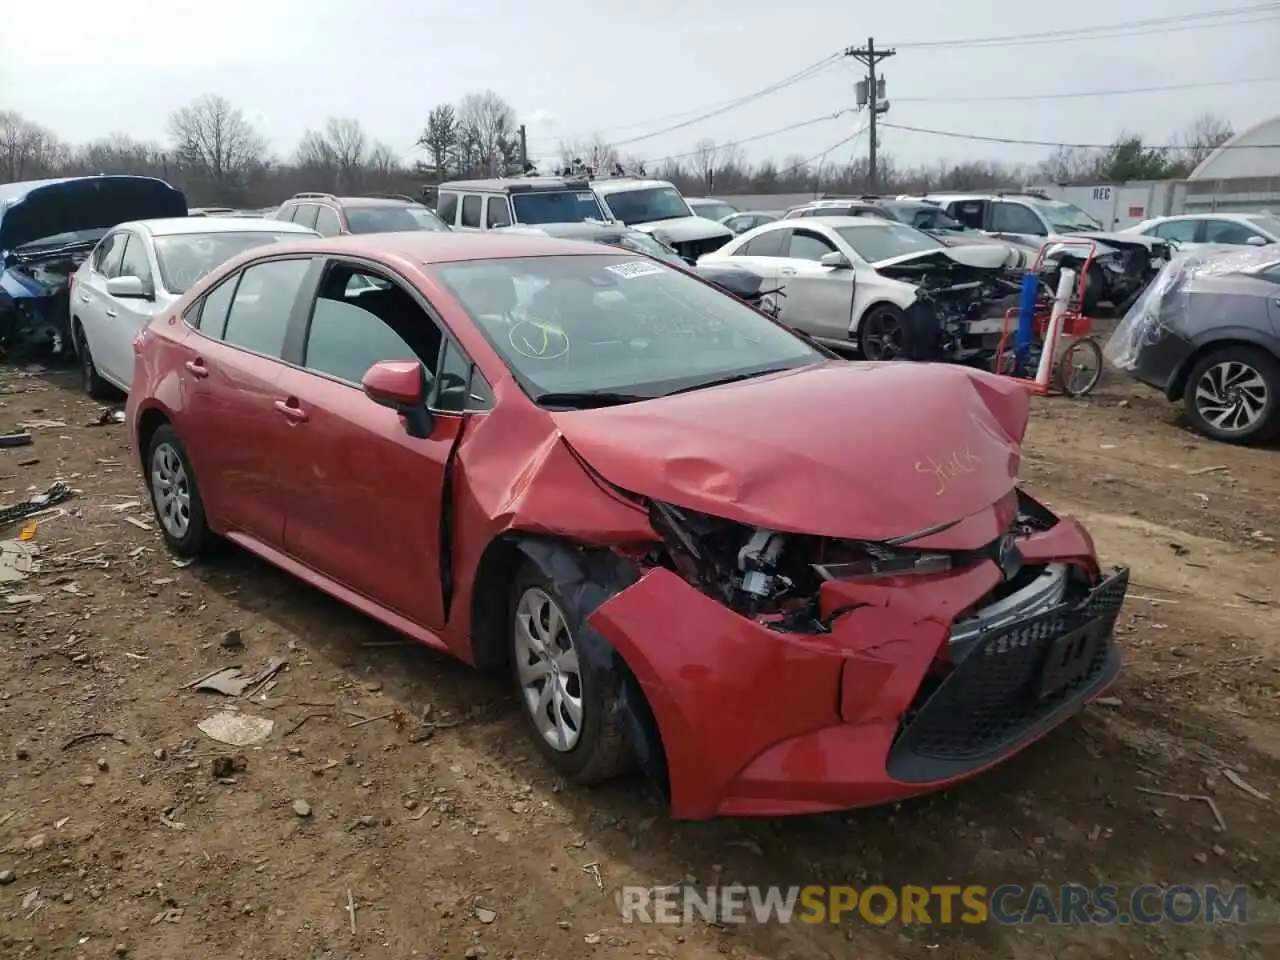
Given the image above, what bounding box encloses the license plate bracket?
[1038,616,1106,699]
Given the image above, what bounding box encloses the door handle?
[79,295,90,303]
[778,268,796,277]
[274,398,309,423]
[105,309,118,318]
[184,359,209,378]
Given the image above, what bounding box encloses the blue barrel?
[1015,272,1039,358]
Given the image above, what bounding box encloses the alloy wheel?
[1194,360,1268,434]
[150,442,192,539]
[513,586,584,752]
[862,310,902,360]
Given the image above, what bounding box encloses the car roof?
[759,215,896,231]
[127,217,319,237]
[260,231,632,265]
[437,177,592,193]
[590,178,674,195]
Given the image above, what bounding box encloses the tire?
[1182,345,1280,445]
[1054,337,1103,398]
[143,423,215,557]
[73,321,114,401]
[1081,262,1106,315]
[509,561,632,784]
[858,304,906,361]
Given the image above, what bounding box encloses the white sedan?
[70,217,318,398]
[697,216,1017,357]
[1122,212,1280,249]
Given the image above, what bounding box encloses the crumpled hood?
[0,176,187,254]
[873,242,1021,281]
[552,360,1029,541]
[631,217,733,244]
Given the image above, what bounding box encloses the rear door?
[773,228,856,341]
[484,196,512,229]
[97,230,165,389]
[176,256,319,547]
[721,226,786,286]
[272,259,474,630]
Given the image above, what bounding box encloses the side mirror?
[106,275,153,300]
[1246,235,1268,246]
[820,251,853,269]
[362,360,434,439]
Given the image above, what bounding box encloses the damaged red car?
[125,232,1129,819]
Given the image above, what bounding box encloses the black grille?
[887,567,1128,783]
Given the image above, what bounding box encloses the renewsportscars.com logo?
[618,883,1251,926]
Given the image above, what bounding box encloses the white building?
[1184,114,1280,213]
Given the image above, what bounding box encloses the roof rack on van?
[291,192,337,201]
[364,193,417,202]
[997,189,1050,200]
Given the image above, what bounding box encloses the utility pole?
[846,37,895,192]
[518,124,528,171]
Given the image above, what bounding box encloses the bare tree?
[168,94,268,196]
[691,138,718,191]
[1034,146,1103,183]
[417,104,458,179]
[73,133,166,177]
[367,142,400,180]
[456,90,518,176]
[0,111,68,181]
[295,129,337,170]
[324,118,368,176]
[558,133,619,175]
[1176,112,1234,171]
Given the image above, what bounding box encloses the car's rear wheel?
[859,304,906,360]
[144,424,214,557]
[73,321,114,401]
[509,562,631,784]
[1183,345,1280,445]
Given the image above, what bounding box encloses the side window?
[117,233,153,284]
[1152,219,1199,243]
[93,232,126,276]
[436,339,493,413]
[221,258,313,358]
[460,195,482,229]
[1204,219,1262,245]
[992,202,1045,236]
[812,207,852,217]
[293,204,320,230]
[314,206,342,237]
[737,229,786,258]
[485,196,511,229]
[275,205,297,223]
[786,230,837,261]
[437,192,459,226]
[195,273,241,339]
[949,201,986,230]
[303,264,444,386]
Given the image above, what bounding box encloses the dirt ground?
[1,363,1278,960]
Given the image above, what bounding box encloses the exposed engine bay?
[1039,234,1171,316]
[640,489,1065,635]
[0,248,89,358]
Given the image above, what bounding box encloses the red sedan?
[126,232,1129,819]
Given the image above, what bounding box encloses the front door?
[274,261,461,630]
[97,230,163,389]
[774,228,856,341]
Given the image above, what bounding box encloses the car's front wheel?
[73,321,114,401]
[144,423,215,557]
[509,562,632,784]
[1183,345,1280,445]
[859,304,906,360]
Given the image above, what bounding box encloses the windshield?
[886,202,969,232]
[153,231,312,294]
[609,232,685,265]
[602,186,693,225]
[346,204,445,234]
[431,254,823,404]
[1245,214,1280,238]
[1029,200,1102,233]
[689,200,738,221]
[14,228,109,255]
[512,190,605,225]
[833,223,945,263]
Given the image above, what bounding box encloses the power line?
[896,75,1280,103]
[879,121,1280,151]
[717,129,869,194]
[887,3,1280,49]
[640,110,855,166]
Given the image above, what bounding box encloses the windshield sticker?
[605,260,664,280]
[577,193,595,201]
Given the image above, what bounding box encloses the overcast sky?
[3,0,1278,173]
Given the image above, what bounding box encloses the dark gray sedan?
[1108,246,1280,444]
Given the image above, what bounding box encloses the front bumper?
[587,516,1126,819]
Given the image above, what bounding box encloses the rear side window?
[293,204,320,230]
[314,206,342,237]
[220,258,313,358]
[461,195,482,228]
[486,197,511,228]
[275,205,297,223]
[737,230,786,257]
[94,232,127,276]
[118,234,153,284]
[437,192,459,225]
[196,274,240,339]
